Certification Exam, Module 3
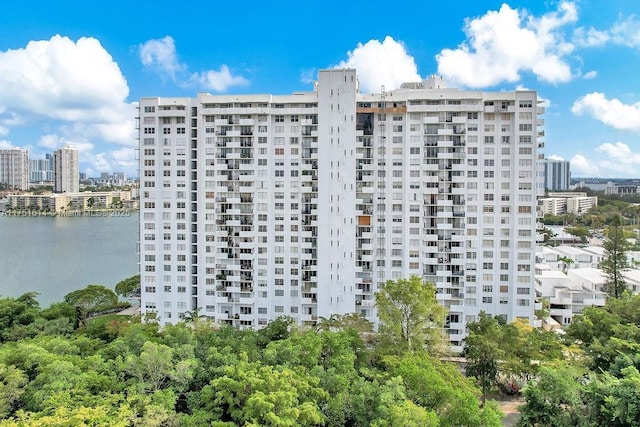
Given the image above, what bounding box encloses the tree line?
[0,276,501,426]
[1,270,640,425]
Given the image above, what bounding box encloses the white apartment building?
[538,192,597,216]
[30,154,54,183]
[535,265,606,327]
[538,198,566,216]
[0,148,29,190]
[138,69,543,347]
[5,190,134,213]
[54,145,79,193]
[566,196,597,215]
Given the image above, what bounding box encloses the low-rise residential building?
[535,265,606,327]
[605,182,640,195]
[5,190,136,213]
[535,244,640,327]
[566,196,597,215]
[539,198,566,216]
[538,192,597,216]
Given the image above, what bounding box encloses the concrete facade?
[0,148,29,190]
[138,69,544,348]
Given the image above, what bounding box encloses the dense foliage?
[515,293,640,426]
[3,276,640,425]
[0,277,501,426]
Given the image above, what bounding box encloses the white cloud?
[0,35,135,153]
[570,142,640,177]
[547,154,565,161]
[36,133,93,153]
[140,36,248,93]
[300,68,316,85]
[336,36,421,93]
[0,140,15,149]
[596,142,640,164]
[0,35,130,124]
[83,152,112,176]
[570,153,600,176]
[139,36,184,79]
[573,27,611,47]
[574,15,640,48]
[111,147,137,171]
[37,134,63,150]
[0,108,23,129]
[583,70,597,79]
[60,103,138,146]
[191,65,249,92]
[37,133,136,176]
[436,2,577,87]
[572,92,640,131]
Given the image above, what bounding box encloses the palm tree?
[182,307,202,324]
[558,256,574,274]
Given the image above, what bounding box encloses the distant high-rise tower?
[30,153,55,183]
[543,159,570,191]
[54,145,79,193]
[0,148,29,190]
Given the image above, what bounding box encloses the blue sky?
[1,0,639,178]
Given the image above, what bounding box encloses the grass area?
[88,313,131,328]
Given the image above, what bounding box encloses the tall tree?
[64,285,118,328]
[601,216,631,299]
[114,274,140,298]
[463,312,505,406]
[375,275,446,354]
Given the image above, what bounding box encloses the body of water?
[0,213,139,306]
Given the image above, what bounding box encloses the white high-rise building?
[54,145,79,193]
[138,69,544,348]
[0,148,29,190]
[30,153,54,183]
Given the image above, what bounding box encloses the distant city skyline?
[1,1,640,177]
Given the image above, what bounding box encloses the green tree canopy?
[517,364,588,427]
[463,312,505,405]
[64,285,118,328]
[114,275,140,298]
[601,216,631,299]
[375,275,446,354]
